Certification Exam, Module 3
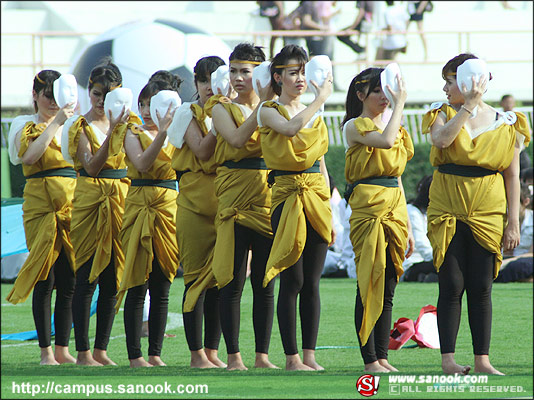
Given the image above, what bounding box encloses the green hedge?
[324,142,436,202]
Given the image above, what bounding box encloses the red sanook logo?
[356,374,380,397]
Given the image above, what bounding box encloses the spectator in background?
[495,181,533,282]
[401,175,437,282]
[298,1,330,58]
[322,174,347,278]
[257,1,287,58]
[406,1,433,61]
[500,94,516,112]
[376,1,410,61]
[337,1,374,55]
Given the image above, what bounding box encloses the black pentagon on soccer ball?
[71,40,113,89]
[170,66,196,103]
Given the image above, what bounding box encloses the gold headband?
[446,72,457,76]
[35,73,46,85]
[231,60,262,65]
[275,63,302,69]
[355,79,369,84]
[89,79,122,91]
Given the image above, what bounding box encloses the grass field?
[1,279,532,399]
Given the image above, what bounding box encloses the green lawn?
[1,279,532,399]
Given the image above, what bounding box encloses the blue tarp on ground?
[1,200,28,257]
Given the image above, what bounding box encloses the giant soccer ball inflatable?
[70,18,233,115]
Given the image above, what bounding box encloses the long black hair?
[340,67,383,128]
[409,175,433,213]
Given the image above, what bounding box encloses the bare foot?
[148,355,166,366]
[93,349,117,366]
[190,350,217,369]
[254,352,280,369]
[164,333,176,338]
[442,353,471,375]
[76,350,103,366]
[40,347,60,365]
[205,348,227,368]
[378,358,399,372]
[129,357,153,368]
[227,353,248,371]
[474,355,504,375]
[303,349,324,371]
[365,361,390,373]
[286,354,315,371]
[54,345,76,364]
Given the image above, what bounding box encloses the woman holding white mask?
[6,70,76,365]
[422,53,530,375]
[258,44,334,371]
[114,76,181,368]
[63,58,139,366]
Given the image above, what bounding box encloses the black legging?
[72,254,117,352]
[32,249,75,348]
[271,203,328,356]
[437,220,494,355]
[123,256,172,359]
[218,223,275,355]
[182,282,222,351]
[355,249,397,364]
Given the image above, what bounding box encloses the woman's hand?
[310,72,333,102]
[385,74,407,106]
[405,229,415,259]
[503,220,521,252]
[460,75,487,110]
[156,103,177,133]
[329,227,337,247]
[52,102,76,126]
[256,78,276,102]
[108,106,129,135]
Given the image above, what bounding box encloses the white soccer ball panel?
[183,33,232,70]
[112,23,186,73]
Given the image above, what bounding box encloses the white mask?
[150,90,181,129]
[211,65,230,97]
[252,61,272,97]
[53,74,78,109]
[457,58,490,92]
[380,62,402,107]
[104,88,132,120]
[305,55,332,96]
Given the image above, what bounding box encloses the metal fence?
[2,107,532,148]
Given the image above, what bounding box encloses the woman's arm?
[259,73,333,137]
[77,107,129,176]
[183,118,217,161]
[346,76,406,149]
[320,157,336,246]
[124,105,176,173]
[502,145,521,252]
[430,76,486,148]
[212,80,275,148]
[399,176,415,258]
[19,104,75,165]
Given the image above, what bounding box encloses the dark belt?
[344,176,399,203]
[438,163,498,177]
[26,167,76,179]
[175,169,191,185]
[267,161,321,187]
[79,168,127,179]
[130,179,177,190]
[222,157,268,170]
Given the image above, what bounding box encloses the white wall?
[1,0,533,110]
